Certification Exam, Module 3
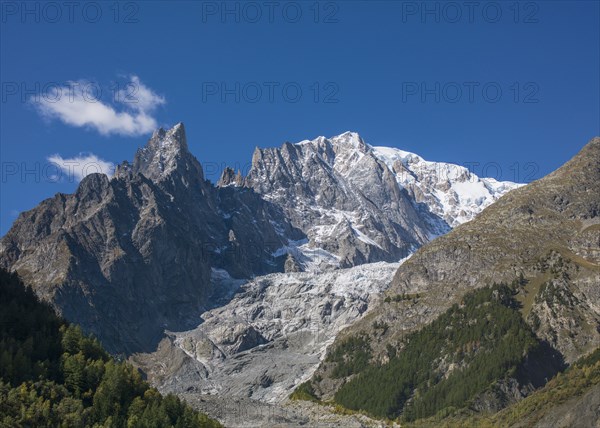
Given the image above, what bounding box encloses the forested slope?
[0,268,222,427]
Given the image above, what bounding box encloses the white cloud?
[116,75,165,113]
[32,76,165,137]
[47,153,115,182]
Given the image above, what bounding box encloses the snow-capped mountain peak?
[291,131,522,228]
[370,144,524,226]
[329,131,367,150]
[244,131,522,270]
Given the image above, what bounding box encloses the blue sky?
[1,0,599,235]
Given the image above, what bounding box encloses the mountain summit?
[0,123,520,354]
[243,131,520,269]
[131,122,201,182]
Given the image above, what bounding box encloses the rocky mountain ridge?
[0,123,300,353]
[0,123,518,355]
[224,131,520,270]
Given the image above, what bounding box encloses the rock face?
[0,124,301,353]
[312,137,600,398]
[242,132,519,270]
[217,167,244,188]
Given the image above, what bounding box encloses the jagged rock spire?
[132,122,203,182]
[217,167,245,187]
